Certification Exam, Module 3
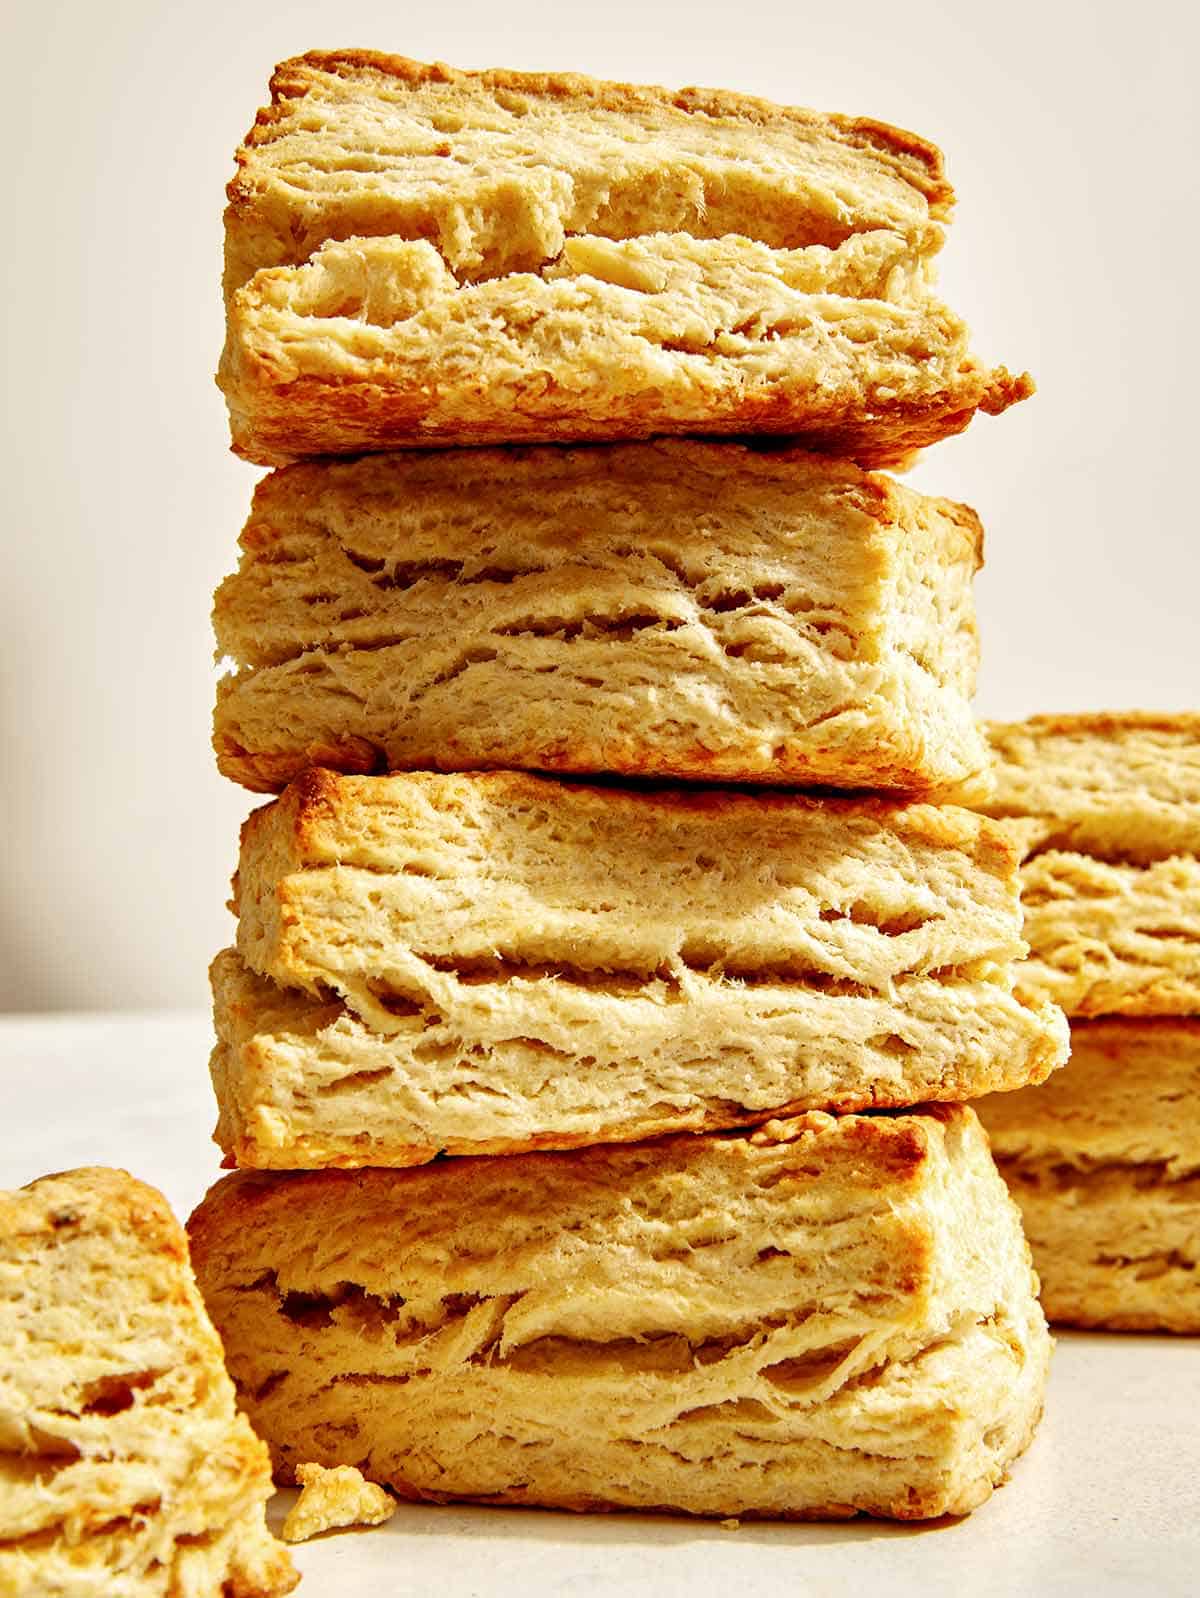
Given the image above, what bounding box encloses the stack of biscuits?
[190,51,1069,1522]
[977,714,1200,1333]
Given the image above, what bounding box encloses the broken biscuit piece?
[0,1167,296,1598]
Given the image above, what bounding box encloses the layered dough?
[985,713,1200,1018]
[211,945,1066,1170]
[213,441,989,796]
[0,1169,296,1597]
[1015,851,1200,1017]
[221,228,1028,466]
[213,769,1066,1169]
[224,50,955,293]
[979,1019,1200,1332]
[220,53,1029,465]
[986,713,1200,866]
[188,1106,1051,1521]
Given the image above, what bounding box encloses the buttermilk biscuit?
[219,52,1031,466]
[188,1106,1050,1521]
[985,713,1200,865]
[1015,851,1200,1017]
[213,442,990,797]
[216,771,1067,1169]
[0,1168,296,1598]
[985,714,1200,1017]
[979,1019,1200,1332]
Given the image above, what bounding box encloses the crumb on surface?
[281,1462,396,1543]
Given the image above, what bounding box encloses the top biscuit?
[219,52,1030,465]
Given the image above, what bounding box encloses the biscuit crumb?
[720,1517,741,1530]
[281,1462,396,1542]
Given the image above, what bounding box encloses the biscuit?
[218,771,1066,1167]
[210,943,1066,1169]
[0,1168,296,1597]
[188,1106,1051,1521]
[979,1019,1200,1332]
[219,53,1030,465]
[1014,851,1200,1017]
[985,713,1200,865]
[213,442,990,798]
[980,1016,1200,1170]
[984,714,1200,1018]
[222,228,1029,467]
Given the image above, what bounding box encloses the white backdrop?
[2,0,1196,1012]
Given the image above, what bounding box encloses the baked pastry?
[985,714,1200,1016]
[281,1463,396,1542]
[188,1105,1050,1521]
[985,713,1200,865]
[224,52,953,295]
[213,442,991,797]
[0,1168,296,1597]
[215,770,1066,1168]
[219,52,1031,466]
[1015,850,1200,1017]
[978,1018,1200,1332]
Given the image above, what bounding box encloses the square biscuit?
[0,1168,296,1597]
[188,1106,1051,1521]
[219,52,1030,465]
[212,770,1067,1170]
[213,441,991,798]
[980,1018,1200,1333]
[985,713,1200,865]
[985,714,1200,1019]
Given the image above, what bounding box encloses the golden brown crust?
[992,710,1200,740]
[241,765,1024,879]
[193,1109,954,1250]
[224,359,1031,471]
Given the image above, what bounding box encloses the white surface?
[2,0,1198,1011]
[3,1013,1197,1596]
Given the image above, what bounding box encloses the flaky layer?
[189,1108,1050,1520]
[1014,851,1200,1017]
[985,713,1200,864]
[213,441,988,797]
[229,771,1065,1118]
[979,1017,1200,1175]
[221,229,1030,466]
[210,947,1066,1169]
[0,1169,295,1597]
[995,1158,1200,1333]
[235,770,1030,1012]
[226,51,953,293]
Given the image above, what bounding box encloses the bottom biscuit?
[979,1018,1200,1332]
[188,1105,1049,1521]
